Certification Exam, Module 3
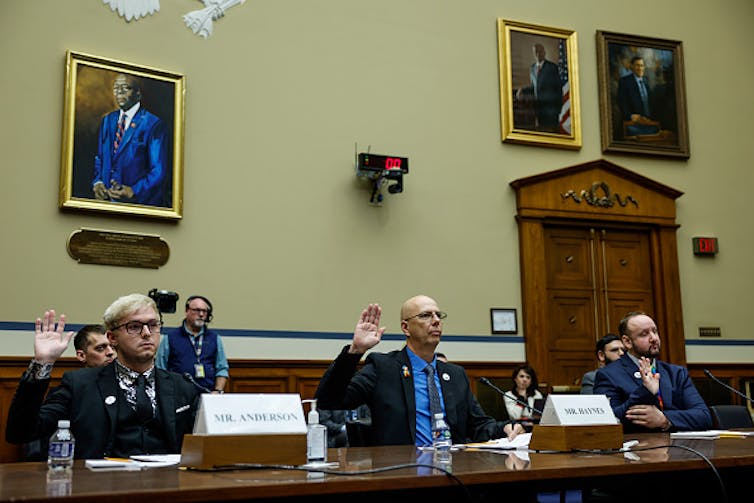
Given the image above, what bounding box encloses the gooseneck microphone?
[703,369,754,405]
[480,376,545,416]
[183,372,213,394]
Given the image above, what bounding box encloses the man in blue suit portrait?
[92,73,170,207]
[617,57,660,136]
[594,311,711,433]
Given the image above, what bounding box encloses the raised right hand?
[349,303,386,354]
[34,310,74,364]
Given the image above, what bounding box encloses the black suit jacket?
[315,346,505,445]
[6,364,198,458]
[618,74,653,120]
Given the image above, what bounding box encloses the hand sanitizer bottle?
[304,399,327,463]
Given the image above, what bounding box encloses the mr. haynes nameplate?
[67,228,169,269]
[539,394,619,426]
[193,394,308,435]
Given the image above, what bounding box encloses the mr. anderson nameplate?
[67,228,169,269]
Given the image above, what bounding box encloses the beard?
[188,318,206,331]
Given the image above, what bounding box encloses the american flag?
[557,39,571,135]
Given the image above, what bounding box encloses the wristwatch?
[213,389,224,394]
[28,359,54,380]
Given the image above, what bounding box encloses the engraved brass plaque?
[67,228,169,269]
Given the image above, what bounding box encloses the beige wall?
[1,1,752,363]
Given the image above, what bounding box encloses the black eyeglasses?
[112,320,162,335]
[403,311,448,322]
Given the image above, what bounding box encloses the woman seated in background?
[504,364,543,426]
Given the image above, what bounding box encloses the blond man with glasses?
[315,295,523,447]
[5,294,198,459]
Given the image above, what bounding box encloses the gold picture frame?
[497,19,581,150]
[59,51,185,220]
[596,31,689,159]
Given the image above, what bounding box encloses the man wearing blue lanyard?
[315,295,523,446]
[156,295,229,394]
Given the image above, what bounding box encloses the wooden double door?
[544,225,654,385]
[511,159,686,388]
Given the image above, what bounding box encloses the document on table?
[466,433,532,450]
[85,454,181,471]
[670,430,754,440]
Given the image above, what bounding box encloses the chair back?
[346,418,374,447]
[709,405,754,429]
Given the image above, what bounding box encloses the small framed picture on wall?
[490,308,518,334]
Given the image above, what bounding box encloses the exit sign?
[692,237,718,256]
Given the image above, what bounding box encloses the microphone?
[703,369,754,405]
[183,372,212,394]
[480,377,544,416]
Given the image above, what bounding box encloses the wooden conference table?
[1,433,752,502]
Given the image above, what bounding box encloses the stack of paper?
[670,430,754,440]
[466,433,532,450]
[85,454,181,471]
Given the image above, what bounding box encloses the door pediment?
[510,159,683,225]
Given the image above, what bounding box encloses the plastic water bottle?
[48,420,75,471]
[431,413,452,465]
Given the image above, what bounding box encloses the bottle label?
[307,428,326,461]
[49,442,74,458]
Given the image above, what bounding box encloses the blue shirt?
[407,348,445,446]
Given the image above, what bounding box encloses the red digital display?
[358,153,409,173]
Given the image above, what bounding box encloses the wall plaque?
[67,228,169,269]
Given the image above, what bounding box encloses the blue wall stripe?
[0,321,523,343]
[2,321,752,345]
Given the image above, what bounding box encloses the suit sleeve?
[128,117,167,202]
[663,367,713,431]
[593,367,657,426]
[314,346,373,410]
[6,373,68,444]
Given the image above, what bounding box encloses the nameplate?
[539,394,618,426]
[193,393,308,435]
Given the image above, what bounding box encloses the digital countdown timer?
[357,153,409,173]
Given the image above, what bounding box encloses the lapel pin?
[633,371,641,379]
[442,373,450,381]
[105,395,116,405]
[402,365,410,378]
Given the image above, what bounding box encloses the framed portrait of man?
[597,31,689,158]
[59,51,185,220]
[497,19,581,150]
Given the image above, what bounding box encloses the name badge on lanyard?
[190,334,205,378]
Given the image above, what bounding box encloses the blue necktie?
[424,365,443,419]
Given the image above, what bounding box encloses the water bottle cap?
[57,420,70,428]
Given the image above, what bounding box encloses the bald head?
[400,295,437,321]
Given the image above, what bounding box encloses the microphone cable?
[205,462,477,503]
[568,443,727,503]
